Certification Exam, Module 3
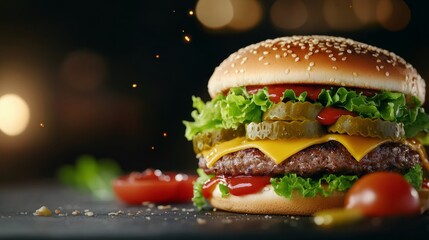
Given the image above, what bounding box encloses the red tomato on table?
[113,169,197,204]
[345,172,420,217]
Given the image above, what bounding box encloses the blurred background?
[0,0,428,183]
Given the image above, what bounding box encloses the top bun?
[208,35,425,103]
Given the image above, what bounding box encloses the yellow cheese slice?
[203,134,389,168]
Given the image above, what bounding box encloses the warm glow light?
[184,35,191,42]
[323,0,363,30]
[270,0,308,30]
[189,10,194,16]
[40,123,45,128]
[0,94,30,136]
[196,0,234,29]
[155,54,160,59]
[228,0,262,30]
[376,0,410,31]
[353,0,378,24]
[132,83,138,88]
[163,132,167,137]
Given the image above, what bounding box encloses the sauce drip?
[202,175,271,198]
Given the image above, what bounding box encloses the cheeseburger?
[183,35,429,215]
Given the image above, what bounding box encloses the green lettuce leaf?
[218,183,230,197]
[404,164,423,190]
[192,168,214,209]
[184,87,429,139]
[183,87,272,140]
[270,173,358,198]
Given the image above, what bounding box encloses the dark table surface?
[0,182,428,239]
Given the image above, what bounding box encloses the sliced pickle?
[246,120,325,140]
[192,125,245,153]
[263,101,323,121]
[328,115,404,140]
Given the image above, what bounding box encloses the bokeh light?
[270,0,308,30]
[376,0,410,31]
[323,0,363,30]
[196,0,234,29]
[59,50,107,92]
[352,0,378,24]
[0,94,30,136]
[228,0,262,31]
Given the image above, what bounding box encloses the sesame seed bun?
[208,184,345,215]
[208,35,425,103]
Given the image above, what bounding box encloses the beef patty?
[199,141,421,177]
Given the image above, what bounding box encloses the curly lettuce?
[183,87,272,140]
[184,86,429,139]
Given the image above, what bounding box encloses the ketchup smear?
[245,84,378,103]
[202,175,271,199]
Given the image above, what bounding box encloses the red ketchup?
[246,84,323,103]
[202,175,271,199]
[423,178,429,189]
[317,107,357,125]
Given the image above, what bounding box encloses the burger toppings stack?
[183,35,429,215]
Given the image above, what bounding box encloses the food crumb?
[221,218,232,224]
[157,205,171,210]
[54,209,62,215]
[145,217,151,220]
[84,211,94,217]
[33,206,52,217]
[71,210,80,216]
[142,202,155,208]
[197,218,207,224]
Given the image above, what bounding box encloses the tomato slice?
[317,107,357,125]
[113,169,197,204]
[345,172,420,216]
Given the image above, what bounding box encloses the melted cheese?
[203,134,390,168]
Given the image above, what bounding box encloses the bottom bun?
[208,184,345,215]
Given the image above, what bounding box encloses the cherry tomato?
[317,107,357,125]
[345,172,420,216]
[113,169,197,204]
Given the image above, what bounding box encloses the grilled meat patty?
[199,141,420,177]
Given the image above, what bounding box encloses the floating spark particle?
[189,10,194,16]
[163,132,167,137]
[132,83,138,88]
[184,35,191,43]
[40,123,45,128]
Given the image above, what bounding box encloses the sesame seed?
[338,52,344,56]
[239,69,245,73]
[347,49,352,54]
[332,66,338,70]
[329,54,334,58]
[331,57,336,61]
[272,47,278,50]
[385,72,390,77]
[376,66,380,71]
[291,53,297,58]
[380,65,384,69]
[353,72,358,77]
[263,51,269,55]
[295,57,300,62]
[283,52,288,57]
[275,54,281,59]
[231,63,235,68]
[309,62,315,67]
[376,59,381,63]
[307,66,311,71]
[252,51,258,54]
[285,69,290,74]
[264,62,270,65]
[258,56,264,61]
[341,57,347,61]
